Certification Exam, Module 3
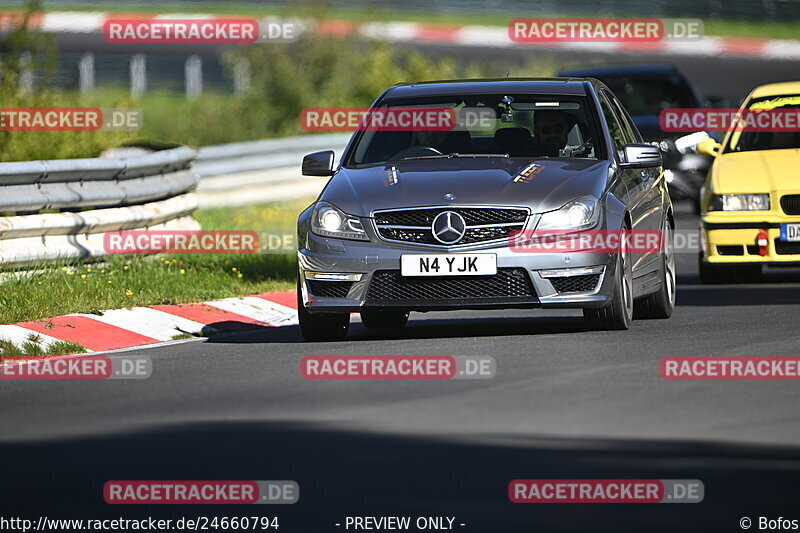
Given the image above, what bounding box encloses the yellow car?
[697,81,800,283]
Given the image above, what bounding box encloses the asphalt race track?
[2,207,800,531]
[5,33,800,532]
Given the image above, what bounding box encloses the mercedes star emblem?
[432,211,467,244]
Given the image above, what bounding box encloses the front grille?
[775,239,800,255]
[379,227,437,245]
[374,206,528,246]
[379,225,515,245]
[375,208,527,226]
[366,268,535,302]
[460,226,511,244]
[780,195,800,215]
[307,280,354,298]
[549,274,601,293]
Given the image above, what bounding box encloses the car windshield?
[725,94,800,153]
[347,94,603,166]
[599,74,698,116]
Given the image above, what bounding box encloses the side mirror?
[302,150,335,177]
[694,138,721,158]
[621,143,662,168]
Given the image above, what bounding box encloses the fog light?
[304,272,363,281]
[539,266,604,278]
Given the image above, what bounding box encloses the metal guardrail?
[0,133,351,266]
[193,133,351,177]
[0,146,199,266]
[194,133,350,208]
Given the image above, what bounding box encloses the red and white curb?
[0,290,297,356]
[330,20,800,60]
[2,11,800,60]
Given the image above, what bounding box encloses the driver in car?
[412,130,447,150]
[533,110,572,157]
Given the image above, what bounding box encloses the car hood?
[321,158,609,217]
[712,149,800,193]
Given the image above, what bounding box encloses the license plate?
[400,254,497,276]
[780,223,800,242]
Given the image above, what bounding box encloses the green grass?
[0,199,311,325]
[5,3,798,40]
[133,90,281,146]
[0,334,85,359]
[0,88,280,162]
[171,332,198,340]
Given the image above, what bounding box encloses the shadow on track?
[1,422,798,532]
[200,265,800,346]
[203,314,590,345]
[676,268,800,306]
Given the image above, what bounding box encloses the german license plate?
[779,223,800,242]
[400,254,497,276]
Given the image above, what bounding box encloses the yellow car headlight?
[708,194,770,211]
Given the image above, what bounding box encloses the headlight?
[311,202,368,241]
[708,194,770,211]
[537,198,600,231]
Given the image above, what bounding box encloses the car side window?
[598,92,626,159]
[607,91,643,144]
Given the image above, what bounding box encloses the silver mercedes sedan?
[296,78,675,340]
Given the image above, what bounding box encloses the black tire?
[297,276,349,341]
[360,309,410,329]
[584,245,633,330]
[634,220,676,319]
[697,253,761,284]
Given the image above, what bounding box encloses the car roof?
[558,64,682,78]
[749,81,800,98]
[384,78,591,99]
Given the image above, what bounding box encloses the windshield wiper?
[395,155,452,160]
[397,153,510,161]
[446,153,510,158]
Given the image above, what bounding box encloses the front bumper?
[701,217,800,264]
[298,230,618,314]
